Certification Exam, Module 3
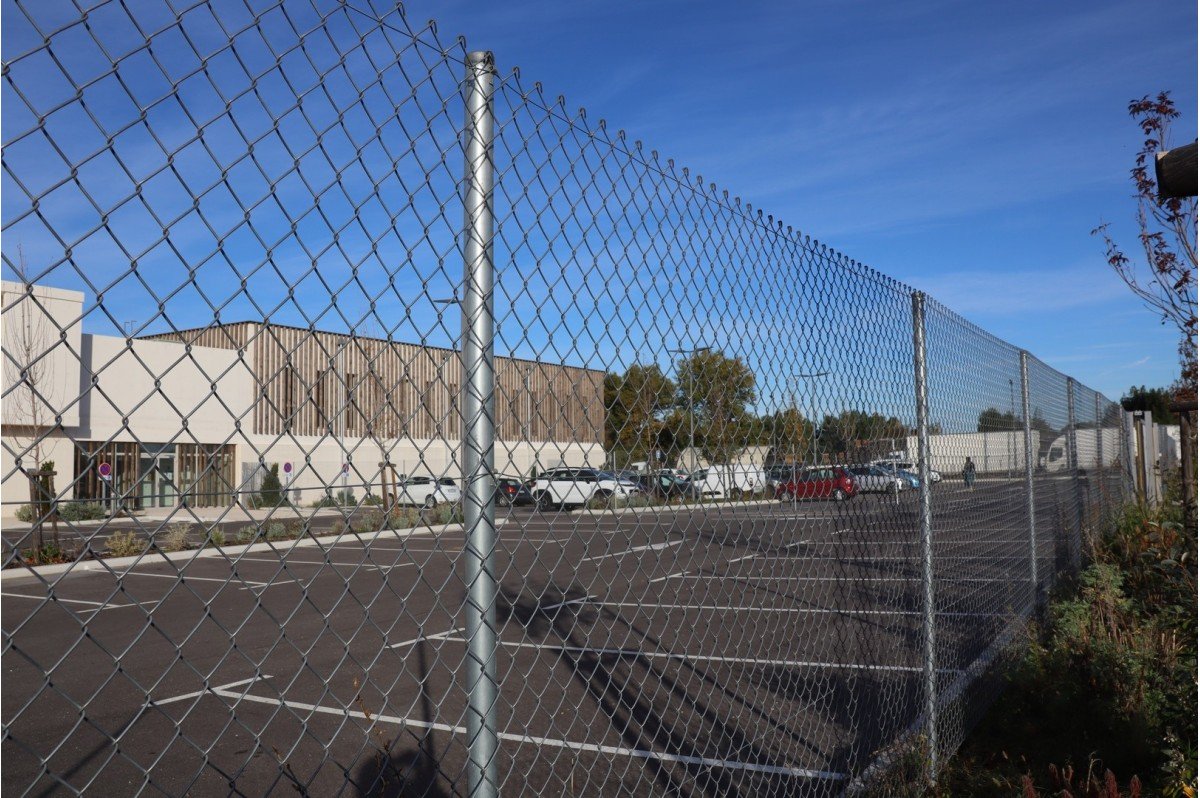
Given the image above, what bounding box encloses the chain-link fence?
[2,2,1130,795]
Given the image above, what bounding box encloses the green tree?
[760,408,814,464]
[816,410,907,461]
[604,364,676,466]
[260,463,284,507]
[977,407,1020,432]
[675,350,756,465]
[1120,384,1176,425]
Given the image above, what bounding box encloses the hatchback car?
[636,472,700,501]
[395,476,462,508]
[847,465,907,494]
[775,466,858,502]
[495,476,534,507]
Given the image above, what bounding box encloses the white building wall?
[79,334,254,444]
[1,282,84,430]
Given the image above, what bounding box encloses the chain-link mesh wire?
[1,1,1130,795]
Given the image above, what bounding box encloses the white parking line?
[152,675,273,707]
[578,600,1011,619]
[236,556,416,571]
[542,595,596,611]
[661,574,1016,584]
[386,628,464,650]
[442,636,961,674]
[580,540,684,563]
[1,591,162,614]
[211,682,846,780]
[121,571,269,588]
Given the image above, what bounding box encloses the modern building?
[1,281,605,515]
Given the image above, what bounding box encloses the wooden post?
[1171,401,1196,530]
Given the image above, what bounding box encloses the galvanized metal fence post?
[461,48,500,798]
[1019,351,1038,610]
[1066,378,1081,572]
[1094,392,1105,520]
[910,290,937,783]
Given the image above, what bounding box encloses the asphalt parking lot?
[2,475,1099,796]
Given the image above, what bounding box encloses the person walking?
[963,457,976,490]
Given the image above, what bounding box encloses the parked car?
[765,464,802,492]
[636,472,700,501]
[495,476,534,507]
[878,458,921,489]
[689,464,768,499]
[529,468,641,510]
[775,466,858,502]
[874,459,942,483]
[395,476,462,508]
[847,464,907,495]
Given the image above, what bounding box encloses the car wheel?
[594,489,613,507]
[533,491,552,511]
[423,495,437,510]
[833,489,847,502]
[496,493,512,508]
[782,490,797,503]
[731,487,744,500]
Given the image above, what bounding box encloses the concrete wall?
[78,334,254,443]
[1,281,84,430]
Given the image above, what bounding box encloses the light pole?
[787,372,828,466]
[668,345,710,473]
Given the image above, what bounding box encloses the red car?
[775,466,858,502]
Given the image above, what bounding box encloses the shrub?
[236,525,258,544]
[207,529,226,548]
[23,543,67,565]
[259,463,284,507]
[57,502,107,522]
[431,502,464,525]
[160,523,192,552]
[15,504,33,522]
[388,507,420,529]
[106,530,142,558]
[265,522,288,541]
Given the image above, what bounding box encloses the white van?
[689,465,767,499]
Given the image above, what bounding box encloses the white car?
[395,476,462,508]
[689,465,767,499]
[847,465,908,494]
[530,468,641,510]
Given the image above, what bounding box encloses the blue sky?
[398,0,1197,399]
[2,0,1194,412]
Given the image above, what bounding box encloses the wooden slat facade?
[144,323,605,444]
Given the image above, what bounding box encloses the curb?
[0,521,472,583]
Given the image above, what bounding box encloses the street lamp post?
[668,346,710,473]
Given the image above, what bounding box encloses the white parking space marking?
[208,679,847,780]
[577,600,1013,619]
[386,628,464,650]
[236,556,416,572]
[1,591,162,615]
[664,574,1017,584]
[442,636,963,674]
[121,571,270,588]
[152,675,273,707]
[579,539,684,563]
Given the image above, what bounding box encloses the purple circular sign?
[283,462,293,474]
[97,462,112,478]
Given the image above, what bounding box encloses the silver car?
[847,465,908,494]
